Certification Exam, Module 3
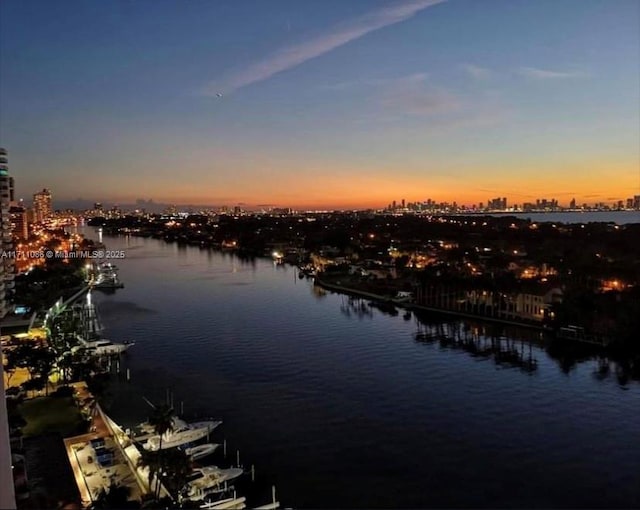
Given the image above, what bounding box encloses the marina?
[88,232,639,508]
[64,383,278,508]
[56,286,277,507]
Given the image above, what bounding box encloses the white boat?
[184,443,220,460]
[183,466,244,498]
[71,339,133,356]
[144,419,222,451]
[200,497,246,509]
[189,420,223,431]
[144,427,210,451]
[138,417,220,435]
[187,484,230,503]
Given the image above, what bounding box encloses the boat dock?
[64,384,169,507]
[556,325,611,347]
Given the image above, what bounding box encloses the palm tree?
[147,404,175,498]
[56,353,75,385]
[32,347,57,395]
[92,481,132,509]
[159,448,192,496]
[137,448,163,497]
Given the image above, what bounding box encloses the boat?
[297,264,316,277]
[144,427,212,451]
[71,339,134,356]
[189,420,223,431]
[184,443,220,461]
[143,419,222,451]
[138,417,221,435]
[183,466,244,498]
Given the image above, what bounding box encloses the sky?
[0,0,639,209]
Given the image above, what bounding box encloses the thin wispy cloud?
[517,66,586,79]
[379,73,461,116]
[352,73,510,130]
[202,0,446,95]
[461,64,492,80]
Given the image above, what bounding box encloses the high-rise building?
[0,149,15,504]
[33,188,52,223]
[0,148,15,318]
[9,204,28,240]
[0,153,15,503]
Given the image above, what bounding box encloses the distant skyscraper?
[0,148,15,318]
[33,188,52,223]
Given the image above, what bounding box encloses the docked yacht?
[184,443,220,460]
[138,417,220,435]
[71,339,133,356]
[143,419,222,451]
[183,466,244,499]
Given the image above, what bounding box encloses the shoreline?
[313,276,628,353]
[314,276,547,332]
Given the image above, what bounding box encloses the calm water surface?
[90,234,640,509]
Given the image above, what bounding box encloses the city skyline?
[1,0,639,209]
